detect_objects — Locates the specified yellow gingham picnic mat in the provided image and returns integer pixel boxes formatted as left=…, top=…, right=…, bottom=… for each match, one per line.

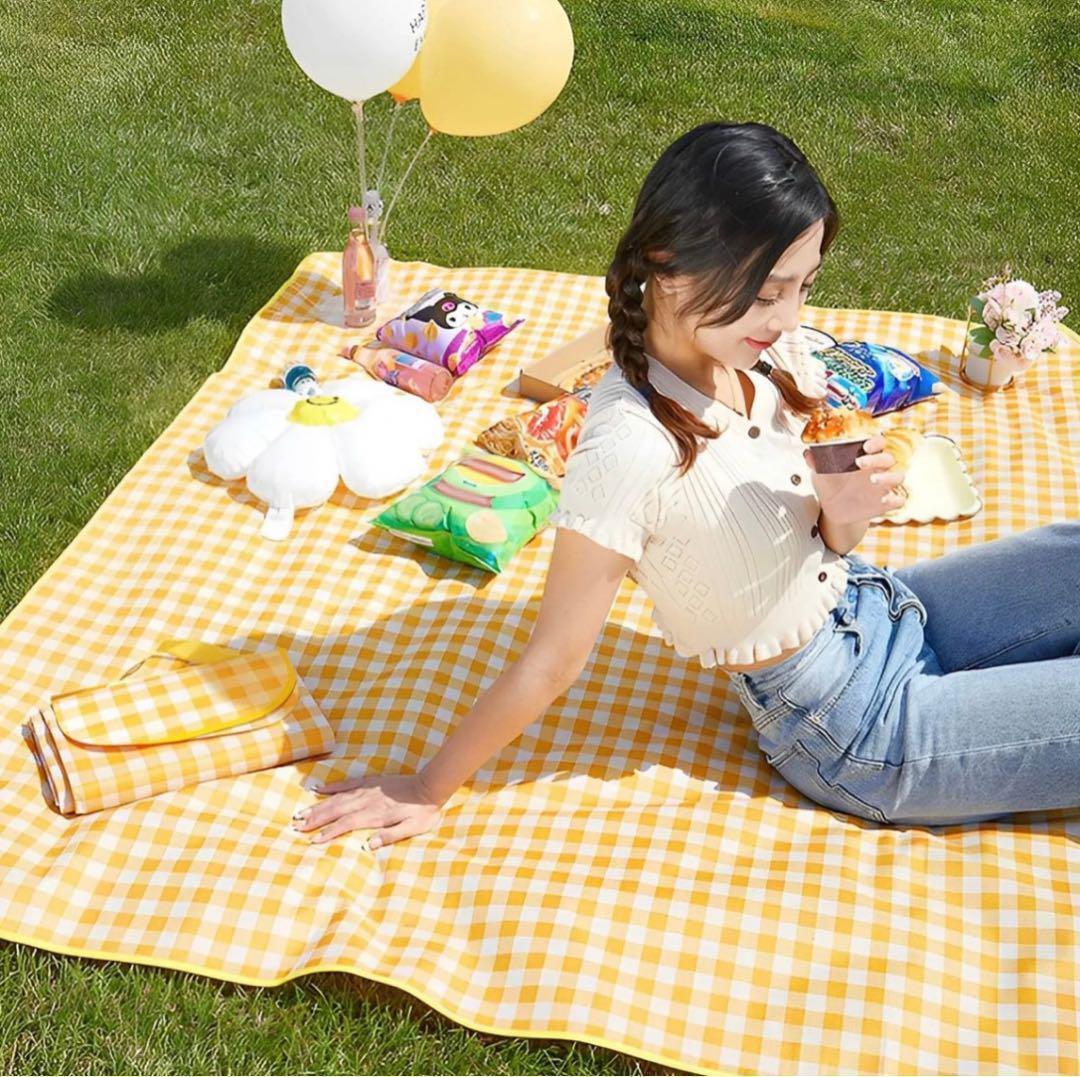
left=2, top=254, right=1078, bottom=1076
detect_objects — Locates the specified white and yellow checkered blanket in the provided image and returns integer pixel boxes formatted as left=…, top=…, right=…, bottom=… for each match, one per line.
left=1, top=255, right=1078, bottom=1076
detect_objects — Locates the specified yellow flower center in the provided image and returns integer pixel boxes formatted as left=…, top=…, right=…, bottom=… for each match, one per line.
left=287, top=395, right=360, bottom=427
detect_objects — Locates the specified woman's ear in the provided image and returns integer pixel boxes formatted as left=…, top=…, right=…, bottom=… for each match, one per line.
left=648, top=271, right=695, bottom=302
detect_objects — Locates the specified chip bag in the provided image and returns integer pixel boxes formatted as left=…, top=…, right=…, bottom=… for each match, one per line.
left=475, top=389, right=590, bottom=487
left=375, top=288, right=524, bottom=377
left=371, top=452, right=558, bottom=573
left=807, top=334, right=944, bottom=415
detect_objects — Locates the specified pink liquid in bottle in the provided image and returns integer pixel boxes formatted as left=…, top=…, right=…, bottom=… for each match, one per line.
left=342, top=205, right=376, bottom=328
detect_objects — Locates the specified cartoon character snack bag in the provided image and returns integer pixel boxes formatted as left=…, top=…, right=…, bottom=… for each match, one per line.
left=372, top=452, right=558, bottom=573
left=375, top=288, right=524, bottom=377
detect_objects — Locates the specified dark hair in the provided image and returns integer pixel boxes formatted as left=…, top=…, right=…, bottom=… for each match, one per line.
left=606, top=121, right=839, bottom=475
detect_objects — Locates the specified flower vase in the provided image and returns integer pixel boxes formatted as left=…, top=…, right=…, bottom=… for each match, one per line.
left=959, top=303, right=1018, bottom=392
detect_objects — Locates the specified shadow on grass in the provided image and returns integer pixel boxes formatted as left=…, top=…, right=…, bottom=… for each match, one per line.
left=47, top=237, right=304, bottom=335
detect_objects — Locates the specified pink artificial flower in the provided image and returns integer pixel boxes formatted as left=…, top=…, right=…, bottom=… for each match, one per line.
left=1020, top=334, right=1042, bottom=362
left=981, top=297, right=1003, bottom=331
left=1030, top=316, right=1060, bottom=350
left=1002, top=280, right=1039, bottom=330
left=989, top=339, right=1018, bottom=365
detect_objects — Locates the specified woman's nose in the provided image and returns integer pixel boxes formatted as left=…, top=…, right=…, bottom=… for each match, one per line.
left=767, top=292, right=803, bottom=334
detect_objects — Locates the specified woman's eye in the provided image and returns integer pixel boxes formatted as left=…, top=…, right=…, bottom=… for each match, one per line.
left=757, top=279, right=817, bottom=305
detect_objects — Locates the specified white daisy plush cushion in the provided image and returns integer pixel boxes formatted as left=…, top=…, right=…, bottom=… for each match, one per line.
left=202, top=374, right=443, bottom=540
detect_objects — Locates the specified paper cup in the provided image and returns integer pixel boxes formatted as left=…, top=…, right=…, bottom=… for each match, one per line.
left=805, top=438, right=867, bottom=474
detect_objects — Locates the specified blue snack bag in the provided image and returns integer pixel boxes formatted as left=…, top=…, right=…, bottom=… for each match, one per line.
left=809, top=338, right=943, bottom=415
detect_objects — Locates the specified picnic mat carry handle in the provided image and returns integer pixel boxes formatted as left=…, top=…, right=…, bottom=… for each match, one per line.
left=116, top=638, right=252, bottom=679
left=50, top=644, right=298, bottom=747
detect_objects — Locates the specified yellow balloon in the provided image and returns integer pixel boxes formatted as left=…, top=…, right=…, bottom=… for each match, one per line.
left=388, top=0, right=449, bottom=102
left=420, top=0, right=574, bottom=137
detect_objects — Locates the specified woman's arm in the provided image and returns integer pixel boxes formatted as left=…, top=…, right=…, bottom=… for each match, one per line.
left=416, top=527, right=635, bottom=805
left=806, top=434, right=906, bottom=555
left=816, top=509, right=871, bottom=556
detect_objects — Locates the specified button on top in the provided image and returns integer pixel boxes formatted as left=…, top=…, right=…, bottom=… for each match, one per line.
left=791, top=474, right=802, bottom=485
left=818, top=571, right=828, bottom=582
left=811, top=524, right=819, bottom=538
left=747, top=425, right=761, bottom=438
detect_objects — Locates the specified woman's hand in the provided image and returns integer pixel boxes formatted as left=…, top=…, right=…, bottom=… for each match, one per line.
left=292, top=772, right=444, bottom=850
left=804, top=433, right=908, bottom=525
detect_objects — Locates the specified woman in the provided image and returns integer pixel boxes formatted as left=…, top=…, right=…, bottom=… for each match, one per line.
left=293, top=121, right=1080, bottom=847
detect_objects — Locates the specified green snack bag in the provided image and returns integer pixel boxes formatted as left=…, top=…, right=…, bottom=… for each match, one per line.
left=372, top=452, right=558, bottom=573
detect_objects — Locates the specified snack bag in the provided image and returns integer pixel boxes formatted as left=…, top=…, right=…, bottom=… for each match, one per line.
left=808, top=337, right=944, bottom=416
left=375, top=288, right=524, bottom=377
left=475, top=389, right=590, bottom=487
left=372, top=452, right=558, bottom=573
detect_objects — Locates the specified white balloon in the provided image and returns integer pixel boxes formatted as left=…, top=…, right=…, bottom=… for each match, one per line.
left=281, top=0, right=427, bottom=103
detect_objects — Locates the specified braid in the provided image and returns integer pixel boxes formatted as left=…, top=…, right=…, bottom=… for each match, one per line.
left=605, top=245, right=720, bottom=475
left=605, top=247, right=651, bottom=396
left=754, top=356, right=830, bottom=414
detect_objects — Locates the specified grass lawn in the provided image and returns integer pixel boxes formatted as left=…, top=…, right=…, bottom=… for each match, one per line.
left=1, top=0, right=1077, bottom=1071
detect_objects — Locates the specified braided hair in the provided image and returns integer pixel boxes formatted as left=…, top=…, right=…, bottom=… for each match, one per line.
left=605, top=122, right=839, bottom=475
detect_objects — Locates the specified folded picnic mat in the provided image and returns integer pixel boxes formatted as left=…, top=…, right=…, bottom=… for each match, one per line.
left=2, top=254, right=1078, bottom=1076
left=25, top=640, right=334, bottom=815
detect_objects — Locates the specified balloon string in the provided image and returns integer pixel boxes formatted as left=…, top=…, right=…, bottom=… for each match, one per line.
left=352, top=100, right=368, bottom=211
left=380, top=127, right=433, bottom=243
left=376, top=99, right=404, bottom=194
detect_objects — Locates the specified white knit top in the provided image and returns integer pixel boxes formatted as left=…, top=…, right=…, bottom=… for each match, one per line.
left=548, top=327, right=852, bottom=668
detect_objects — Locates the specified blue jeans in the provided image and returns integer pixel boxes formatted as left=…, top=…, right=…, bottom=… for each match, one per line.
left=729, top=521, right=1080, bottom=826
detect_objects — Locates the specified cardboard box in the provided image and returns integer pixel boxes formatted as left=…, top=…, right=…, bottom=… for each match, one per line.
left=503, top=323, right=611, bottom=402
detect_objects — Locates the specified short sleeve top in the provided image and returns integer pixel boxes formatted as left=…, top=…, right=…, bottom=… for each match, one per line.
left=547, top=327, right=851, bottom=669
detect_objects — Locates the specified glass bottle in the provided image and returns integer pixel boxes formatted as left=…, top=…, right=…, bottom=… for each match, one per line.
left=342, top=205, right=376, bottom=328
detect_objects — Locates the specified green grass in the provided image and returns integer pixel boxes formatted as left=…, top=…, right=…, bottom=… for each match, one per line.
left=1, top=0, right=1077, bottom=1071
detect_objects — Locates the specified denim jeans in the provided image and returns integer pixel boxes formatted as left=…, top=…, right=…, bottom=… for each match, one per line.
left=729, top=521, right=1080, bottom=826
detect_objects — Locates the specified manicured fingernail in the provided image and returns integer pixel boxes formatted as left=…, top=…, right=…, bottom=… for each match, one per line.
left=293, top=808, right=309, bottom=819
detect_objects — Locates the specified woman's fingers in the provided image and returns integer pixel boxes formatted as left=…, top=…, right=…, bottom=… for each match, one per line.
left=307, top=808, right=373, bottom=844
left=856, top=449, right=895, bottom=472
left=294, top=789, right=373, bottom=832
left=366, top=817, right=433, bottom=851
left=878, top=474, right=908, bottom=502
left=868, top=467, right=905, bottom=488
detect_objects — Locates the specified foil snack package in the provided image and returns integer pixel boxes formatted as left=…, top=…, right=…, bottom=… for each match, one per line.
left=375, top=288, right=524, bottom=377
left=474, top=388, right=590, bottom=487
left=371, top=453, right=558, bottom=574
left=810, top=339, right=943, bottom=415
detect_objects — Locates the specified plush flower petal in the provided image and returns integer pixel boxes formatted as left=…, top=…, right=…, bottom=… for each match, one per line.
left=332, top=419, right=426, bottom=499
left=367, top=394, right=444, bottom=453
left=203, top=409, right=291, bottom=481
left=322, top=374, right=397, bottom=413
left=225, top=388, right=300, bottom=419
left=246, top=425, right=340, bottom=511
